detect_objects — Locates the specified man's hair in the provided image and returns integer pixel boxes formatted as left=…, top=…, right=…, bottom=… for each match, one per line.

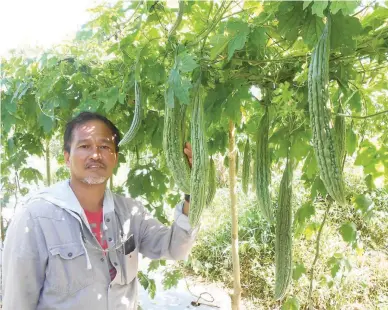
left=64, top=112, right=121, bottom=153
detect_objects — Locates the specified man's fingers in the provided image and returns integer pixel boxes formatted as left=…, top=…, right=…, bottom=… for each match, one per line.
left=183, top=142, right=193, bottom=167
left=184, top=141, right=192, bottom=149
left=184, top=148, right=192, bottom=157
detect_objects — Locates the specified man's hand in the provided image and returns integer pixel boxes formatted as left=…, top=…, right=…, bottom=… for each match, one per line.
left=183, top=200, right=190, bottom=216
left=183, top=142, right=192, bottom=167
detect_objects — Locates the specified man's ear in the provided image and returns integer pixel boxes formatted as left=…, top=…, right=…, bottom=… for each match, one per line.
left=64, top=151, right=70, bottom=167
left=114, top=152, right=119, bottom=167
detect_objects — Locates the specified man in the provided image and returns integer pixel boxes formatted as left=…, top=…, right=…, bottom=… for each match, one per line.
left=2, top=112, right=196, bottom=310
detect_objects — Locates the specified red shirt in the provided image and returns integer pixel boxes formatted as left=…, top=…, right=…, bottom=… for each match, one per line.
left=84, top=209, right=117, bottom=280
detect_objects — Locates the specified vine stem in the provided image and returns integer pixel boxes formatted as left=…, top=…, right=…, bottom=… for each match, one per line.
left=336, top=109, right=388, bottom=119
left=308, top=199, right=332, bottom=309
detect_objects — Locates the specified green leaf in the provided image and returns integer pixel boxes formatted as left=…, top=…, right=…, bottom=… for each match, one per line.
left=19, top=167, right=43, bottom=184
left=348, top=91, right=362, bottom=113
left=311, top=1, right=328, bottom=17
left=277, top=2, right=304, bottom=42
left=75, top=28, right=93, bottom=41
left=362, top=6, right=388, bottom=29
left=174, top=77, right=191, bottom=105
left=282, top=296, right=300, bottom=310
left=364, top=174, right=375, bottom=191
left=162, top=270, right=182, bottom=290
left=354, top=140, right=376, bottom=166
left=330, top=1, right=359, bottom=15
left=329, top=259, right=341, bottom=277
left=303, top=1, right=313, bottom=10
left=330, top=12, right=363, bottom=52
left=55, top=167, right=70, bottom=181
left=38, top=113, right=54, bottom=133
left=346, top=127, right=357, bottom=155
left=138, top=271, right=156, bottom=299
left=177, top=51, right=198, bottom=73
left=295, top=202, right=315, bottom=226
left=145, top=63, right=165, bottom=84
left=290, top=131, right=310, bottom=161
left=301, top=12, right=325, bottom=48
left=228, top=31, right=249, bottom=60
left=99, top=86, right=119, bottom=113
left=339, top=222, right=357, bottom=243
left=168, top=69, right=191, bottom=105
left=304, top=222, right=319, bottom=240
left=311, top=176, right=327, bottom=199
left=302, top=151, right=318, bottom=180
left=210, top=34, right=231, bottom=60
left=249, top=26, right=267, bottom=52
left=147, top=260, right=165, bottom=272
left=2, top=111, right=16, bottom=134
left=353, top=194, right=374, bottom=214
left=292, top=263, right=306, bottom=281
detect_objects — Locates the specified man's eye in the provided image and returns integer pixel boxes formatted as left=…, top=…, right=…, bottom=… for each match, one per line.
left=99, top=145, right=109, bottom=149
left=80, top=145, right=89, bottom=149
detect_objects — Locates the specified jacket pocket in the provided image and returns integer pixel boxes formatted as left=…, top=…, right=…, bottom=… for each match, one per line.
left=47, top=243, right=95, bottom=295
left=123, top=246, right=139, bottom=284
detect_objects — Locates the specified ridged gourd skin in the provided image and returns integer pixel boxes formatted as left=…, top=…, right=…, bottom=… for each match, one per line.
left=242, top=139, right=250, bottom=194
left=334, top=103, right=346, bottom=171
left=274, top=158, right=293, bottom=301
left=308, top=16, right=346, bottom=206
left=119, top=81, right=142, bottom=146
left=189, top=83, right=209, bottom=227
left=168, top=0, right=184, bottom=37
left=163, top=94, right=191, bottom=194
left=205, top=157, right=216, bottom=206
left=255, top=108, right=274, bottom=223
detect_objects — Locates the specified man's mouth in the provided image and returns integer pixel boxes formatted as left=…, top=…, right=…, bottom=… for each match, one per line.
left=86, top=164, right=105, bottom=169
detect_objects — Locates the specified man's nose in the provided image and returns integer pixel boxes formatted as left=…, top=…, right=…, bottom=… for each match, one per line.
left=90, top=146, right=102, bottom=159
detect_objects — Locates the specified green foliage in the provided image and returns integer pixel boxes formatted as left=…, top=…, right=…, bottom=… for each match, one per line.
left=162, top=270, right=183, bottom=290
left=138, top=271, right=157, bottom=299
left=282, top=296, right=300, bottom=310
left=1, top=0, right=387, bottom=307
left=339, top=222, right=357, bottom=244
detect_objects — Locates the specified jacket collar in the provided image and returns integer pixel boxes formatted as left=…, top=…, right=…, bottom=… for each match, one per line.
left=27, top=180, right=115, bottom=217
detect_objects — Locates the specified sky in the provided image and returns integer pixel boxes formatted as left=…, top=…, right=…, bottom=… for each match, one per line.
left=0, top=0, right=182, bottom=57
left=0, top=0, right=105, bottom=56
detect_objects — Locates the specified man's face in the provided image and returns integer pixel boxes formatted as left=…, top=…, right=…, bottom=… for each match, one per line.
left=64, top=120, right=118, bottom=185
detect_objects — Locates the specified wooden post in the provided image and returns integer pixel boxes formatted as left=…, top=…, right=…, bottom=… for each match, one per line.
left=229, top=120, right=242, bottom=309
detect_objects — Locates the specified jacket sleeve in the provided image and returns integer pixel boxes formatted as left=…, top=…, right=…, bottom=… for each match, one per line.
left=136, top=201, right=198, bottom=260
left=2, top=207, right=48, bottom=310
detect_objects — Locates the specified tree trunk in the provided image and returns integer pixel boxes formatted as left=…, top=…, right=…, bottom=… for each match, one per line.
left=110, top=175, right=113, bottom=190
left=229, top=120, right=242, bottom=310
left=45, top=138, right=51, bottom=186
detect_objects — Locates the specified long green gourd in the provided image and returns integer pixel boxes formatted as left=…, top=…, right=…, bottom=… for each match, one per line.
left=308, top=16, right=346, bottom=205
left=189, top=81, right=209, bottom=227
left=255, top=107, right=274, bottom=223
left=242, top=139, right=250, bottom=194
left=274, top=156, right=293, bottom=300
left=163, top=91, right=191, bottom=194
left=119, top=81, right=142, bottom=146
left=334, top=103, right=346, bottom=171
left=205, top=157, right=216, bottom=206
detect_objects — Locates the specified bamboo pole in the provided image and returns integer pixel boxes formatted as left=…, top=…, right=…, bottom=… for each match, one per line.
left=228, top=120, right=242, bottom=310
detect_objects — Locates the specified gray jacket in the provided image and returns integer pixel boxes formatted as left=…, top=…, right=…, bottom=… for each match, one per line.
left=2, top=181, right=197, bottom=310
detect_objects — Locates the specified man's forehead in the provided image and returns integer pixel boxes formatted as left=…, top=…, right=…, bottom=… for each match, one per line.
left=73, top=121, right=115, bottom=142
